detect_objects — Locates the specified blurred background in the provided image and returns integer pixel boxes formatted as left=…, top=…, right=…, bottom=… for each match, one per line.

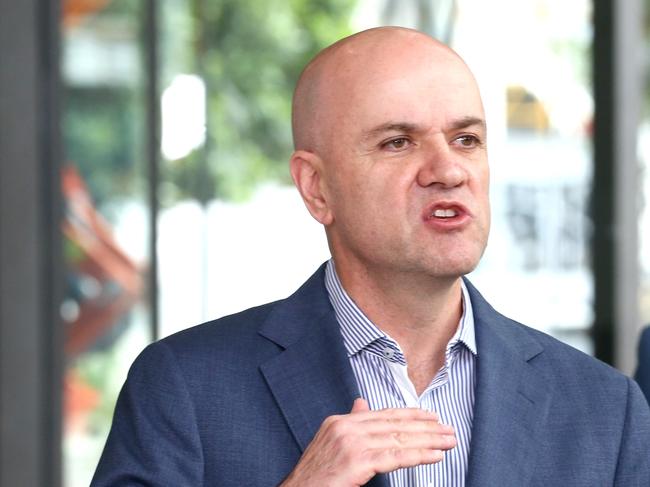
left=1, top=0, right=650, bottom=485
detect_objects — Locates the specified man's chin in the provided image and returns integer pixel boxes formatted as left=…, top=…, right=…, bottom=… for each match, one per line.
left=422, top=254, right=482, bottom=280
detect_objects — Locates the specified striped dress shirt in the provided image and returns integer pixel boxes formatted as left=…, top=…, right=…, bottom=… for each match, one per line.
left=324, top=260, right=477, bottom=487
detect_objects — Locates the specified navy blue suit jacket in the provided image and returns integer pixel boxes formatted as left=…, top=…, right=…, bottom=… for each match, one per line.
left=92, top=265, right=650, bottom=486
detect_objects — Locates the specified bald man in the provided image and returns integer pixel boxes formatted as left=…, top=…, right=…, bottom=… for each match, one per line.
left=93, top=28, right=650, bottom=487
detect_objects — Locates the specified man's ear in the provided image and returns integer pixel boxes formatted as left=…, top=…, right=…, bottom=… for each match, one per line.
left=289, top=150, right=333, bottom=225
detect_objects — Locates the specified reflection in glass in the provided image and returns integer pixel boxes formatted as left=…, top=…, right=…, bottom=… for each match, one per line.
left=61, top=2, right=151, bottom=486
left=157, top=0, right=354, bottom=335
left=154, top=0, right=594, bottom=353
left=640, top=0, right=650, bottom=332
left=450, top=0, right=594, bottom=353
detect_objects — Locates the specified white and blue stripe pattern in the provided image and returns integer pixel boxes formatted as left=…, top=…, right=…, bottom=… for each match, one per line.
left=324, top=260, right=477, bottom=487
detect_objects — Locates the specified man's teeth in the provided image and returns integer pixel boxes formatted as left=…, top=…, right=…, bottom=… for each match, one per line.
left=433, top=208, right=458, bottom=218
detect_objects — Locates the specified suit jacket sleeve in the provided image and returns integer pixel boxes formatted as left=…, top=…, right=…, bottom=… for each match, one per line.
left=91, top=342, right=204, bottom=486
left=614, top=377, right=650, bottom=486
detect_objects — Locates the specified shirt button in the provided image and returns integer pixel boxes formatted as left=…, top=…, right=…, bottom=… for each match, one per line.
left=382, top=347, right=395, bottom=359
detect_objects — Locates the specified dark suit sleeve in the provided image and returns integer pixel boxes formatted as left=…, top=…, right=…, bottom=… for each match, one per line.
left=91, top=342, right=204, bottom=486
left=614, top=377, right=650, bottom=486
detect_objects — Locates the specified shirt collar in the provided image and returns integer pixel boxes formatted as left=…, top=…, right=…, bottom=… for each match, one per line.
left=324, top=259, right=477, bottom=358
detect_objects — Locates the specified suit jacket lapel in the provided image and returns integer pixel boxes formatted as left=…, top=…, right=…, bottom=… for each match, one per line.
left=464, top=280, right=552, bottom=486
left=259, top=309, right=359, bottom=450
left=258, top=266, right=390, bottom=487
left=257, top=266, right=389, bottom=486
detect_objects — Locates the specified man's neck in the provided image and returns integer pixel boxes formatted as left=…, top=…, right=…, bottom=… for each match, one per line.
left=332, top=259, right=464, bottom=394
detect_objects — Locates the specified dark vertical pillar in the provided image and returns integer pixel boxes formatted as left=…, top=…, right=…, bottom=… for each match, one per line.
left=592, top=0, right=616, bottom=367
left=144, top=0, right=160, bottom=340
left=592, top=0, right=643, bottom=373
left=0, top=0, right=63, bottom=486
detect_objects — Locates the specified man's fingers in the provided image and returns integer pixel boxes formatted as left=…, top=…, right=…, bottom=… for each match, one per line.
left=323, top=406, right=457, bottom=453
left=339, top=402, right=456, bottom=448
left=347, top=404, right=441, bottom=423
left=365, top=430, right=457, bottom=451
left=354, top=415, right=455, bottom=437
left=372, top=447, right=445, bottom=473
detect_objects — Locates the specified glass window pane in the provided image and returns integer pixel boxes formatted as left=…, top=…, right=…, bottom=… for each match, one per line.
left=452, top=0, right=594, bottom=353
left=640, top=0, right=650, bottom=329
left=156, top=0, right=594, bottom=357
left=157, top=0, right=353, bottom=336
left=61, top=2, right=152, bottom=485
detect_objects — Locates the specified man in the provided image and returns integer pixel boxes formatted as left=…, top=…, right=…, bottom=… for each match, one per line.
left=92, top=27, right=650, bottom=486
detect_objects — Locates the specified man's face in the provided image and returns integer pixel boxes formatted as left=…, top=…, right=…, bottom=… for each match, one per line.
left=317, top=36, right=490, bottom=281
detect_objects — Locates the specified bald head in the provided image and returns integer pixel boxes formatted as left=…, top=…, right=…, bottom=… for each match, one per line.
left=291, top=27, right=469, bottom=153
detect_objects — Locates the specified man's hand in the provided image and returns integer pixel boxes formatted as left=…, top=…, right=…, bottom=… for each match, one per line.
left=280, top=398, right=456, bottom=487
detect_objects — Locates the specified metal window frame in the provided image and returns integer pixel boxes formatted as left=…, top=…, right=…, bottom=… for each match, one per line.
left=592, top=0, right=644, bottom=373
left=144, top=0, right=160, bottom=341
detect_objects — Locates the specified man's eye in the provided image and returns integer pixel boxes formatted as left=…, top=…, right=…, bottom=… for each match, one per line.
left=454, top=135, right=480, bottom=148
left=382, top=137, right=410, bottom=151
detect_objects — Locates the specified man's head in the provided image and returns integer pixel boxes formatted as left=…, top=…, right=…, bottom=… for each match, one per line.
left=290, top=27, right=490, bottom=283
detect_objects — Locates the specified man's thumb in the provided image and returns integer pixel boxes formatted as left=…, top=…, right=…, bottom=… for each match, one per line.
left=350, top=397, right=370, bottom=413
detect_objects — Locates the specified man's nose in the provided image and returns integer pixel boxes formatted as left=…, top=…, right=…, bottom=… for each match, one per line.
left=415, top=143, right=467, bottom=188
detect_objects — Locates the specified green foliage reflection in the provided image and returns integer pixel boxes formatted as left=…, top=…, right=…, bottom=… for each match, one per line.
left=162, top=0, right=353, bottom=203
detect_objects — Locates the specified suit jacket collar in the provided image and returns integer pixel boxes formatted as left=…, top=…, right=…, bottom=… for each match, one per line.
left=257, top=267, right=550, bottom=487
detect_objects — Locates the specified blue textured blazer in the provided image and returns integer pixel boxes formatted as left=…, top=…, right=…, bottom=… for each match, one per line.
left=92, top=265, right=650, bottom=486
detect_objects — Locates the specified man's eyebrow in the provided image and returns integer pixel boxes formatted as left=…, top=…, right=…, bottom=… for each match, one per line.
left=361, top=122, right=422, bottom=141
left=449, top=116, right=486, bottom=132
left=361, top=117, right=486, bottom=141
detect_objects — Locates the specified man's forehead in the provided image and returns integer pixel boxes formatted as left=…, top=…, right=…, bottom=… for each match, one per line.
left=291, top=27, right=478, bottom=151
left=332, top=60, right=485, bottom=131
left=314, top=32, right=473, bottom=105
